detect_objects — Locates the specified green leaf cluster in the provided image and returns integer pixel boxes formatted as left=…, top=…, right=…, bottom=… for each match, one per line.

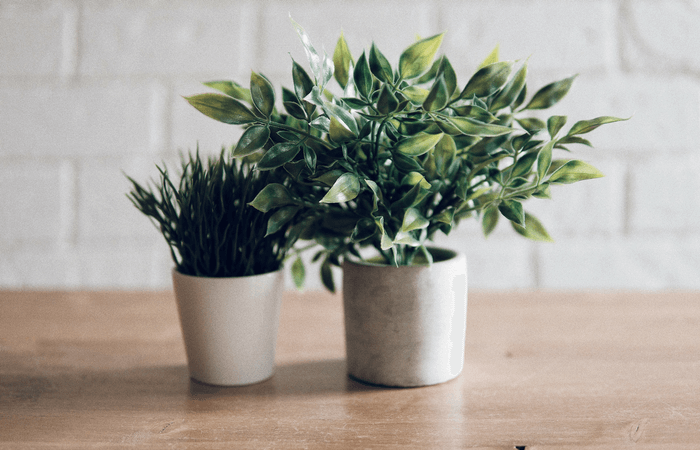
left=184, top=20, right=628, bottom=290
left=126, top=148, right=300, bottom=277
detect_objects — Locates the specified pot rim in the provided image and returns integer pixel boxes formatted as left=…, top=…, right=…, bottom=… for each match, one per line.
left=171, top=266, right=283, bottom=280
left=342, top=246, right=463, bottom=268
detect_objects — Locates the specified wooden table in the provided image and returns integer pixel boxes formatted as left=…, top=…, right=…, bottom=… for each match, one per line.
left=1, top=290, right=699, bottom=449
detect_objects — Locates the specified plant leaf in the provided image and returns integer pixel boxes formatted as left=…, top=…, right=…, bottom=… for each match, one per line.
left=498, top=199, right=525, bottom=226
left=185, top=93, right=257, bottom=125
left=292, top=60, right=315, bottom=101
left=291, top=256, right=305, bottom=289
left=434, top=134, right=456, bottom=176
left=321, top=98, right=359, bottom=136
left=511, top=151, right=538, bottom=178
left=401, top=207, right=429, bottom=232
left=523, top=75, right=577, bottom=110
left=248, top=183, right=296, bottom=212
left=460, top=61, right=513, bottom=99
left=478, top=44, right=500, bottom=69
left=353, top=52, right=373, bottom=99
left=320, top=259, right=335, bottom=293
left=547, top=115, right=567, bottom=139
left=536, top=140, right=555, bottom=181
left=290, top=17, right=332, bottom=88
left=399, top=33, right=444, bottom=80
left=482, top=205, right=499, bottom=237
left=423, top=75, right=449, bottom=111
left=376, top=84, right=399, bottom=114
left=369, top=43, right=393, bottom=84
left=351, top=217, right=377, bottom=242
left=233, top=125, right=270, bottom=157
left=203, top=81, right=252, bottom=103
left=548, top=160, right=603, bottom=184
left=333, top=31, right=353, bottom=88
left=250, top=72, right=275, bottom=118
left=256, top=142, right=301, bottom=170
left=566, top=116, right=628, bottom=136
left=447, top=116, right=514, bottom=137
left=266, top=206, right=300, bottom=236
left=328, top=116, right=356, bottom=143
left=320, top=172, right=361, bottom=203
left=396, top=132, right=443, bottom=156
left=512, top=212, right=554, bottom=242
left=490, top=61, right=528, bottom=111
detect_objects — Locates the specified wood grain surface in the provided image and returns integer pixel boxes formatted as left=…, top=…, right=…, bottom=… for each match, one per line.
left=1, top=290, right=699, bottom=449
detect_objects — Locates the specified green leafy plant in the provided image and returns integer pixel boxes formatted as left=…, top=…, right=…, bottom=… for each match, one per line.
left=126, top=148, right=298, bottom=277
left=185, top=19, right=627, bottom=290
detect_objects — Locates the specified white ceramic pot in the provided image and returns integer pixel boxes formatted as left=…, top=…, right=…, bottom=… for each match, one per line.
left=172, top=268, right=284, bottom=386
left=342, top=248, right=468, bottom=387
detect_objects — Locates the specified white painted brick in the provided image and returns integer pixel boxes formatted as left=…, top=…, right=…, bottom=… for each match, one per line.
left=621, top=0, right=700, bottom=74
left=0, top=247, right=79, bottom=289
left=78, top=157, right=169, bottom=242
left=74, top=240, right=163, bottom=289
left=540, top=235, right=700, bottom=290
left=527, top=159, right=626, bottom=237
left=0, top=2, right=66, bottom=76
left=433, top=226, right=537, bottom=290
left=629, top=154, right=700, bottom=233
left=256, top=0, right=438, bottom=80
left=442, top=1, right=616, bottom=75
left=0, top=160, right=65, bottom=244
left=80, top=2, right=254, bottom=77
left=0, top=82, right=157, bottom=157
left=541, top=74, right=699, bottom=153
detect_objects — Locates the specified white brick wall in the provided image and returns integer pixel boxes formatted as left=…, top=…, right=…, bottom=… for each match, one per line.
left=1, top=0, right=698, bottom=290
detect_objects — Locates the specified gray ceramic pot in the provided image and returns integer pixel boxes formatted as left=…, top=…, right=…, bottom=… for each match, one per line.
left=341, top=248, right=468, bottom=387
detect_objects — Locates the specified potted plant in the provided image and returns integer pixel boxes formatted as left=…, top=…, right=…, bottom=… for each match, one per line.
left=126, top=148, right=299, bottom=386
left=185, top=20, right=627, bottom=386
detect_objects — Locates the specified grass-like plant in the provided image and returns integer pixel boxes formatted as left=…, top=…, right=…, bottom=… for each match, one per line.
left=184, top=19, right=628, bottom=290
left=126, top=148, right=295, bottom=277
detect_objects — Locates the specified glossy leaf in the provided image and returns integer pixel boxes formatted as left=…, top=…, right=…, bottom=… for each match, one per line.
left=320, top=172, right=361, bottom=203
left=291, top=17, right=332, bottom=88
left=266, top=206, right=300, bottom=236
left=396, top=132, right=443, bottom=156
left=434, top=134, right=456, bottom=176
left=185, top=94, right=257, bottom=125
left=351, top=217, right=377, bottom=242
left=548, top=160, right=603, bottom=184
left=256, top=142, right=301, bottom=171
left=323, top=100, right=359, bottom=136
left=536, top=140, right=555, bottom=181
left=369, top=43, right=393, bottom=84
left=248, top=183, right=295, bottom=212
left=523, top=75, right=577, bottom=110
left=558, top=135, right=593, bottom=147
left=392, top=152, right=425, bottom=172
left=402, top=85, right=430, bottom=104
left=292, top=60, right=315, bottom=102
left=438, top=57, right=458, bottom=98
left=333, top=32, right=353, bottom=88
left=567, top=116, right=628, bottom=136
left=401, top=208, right=429, bottom=232
left=512, top=212, right=554, bottom=242
left=460, top=61, right=513, bottom=99
left=303, top=146, right=317, bottom=172
left=401, top=171, right=431, bottom=189
left=233, top=125, right=269, bottom=157
left=511, top=152, right=538, bottom=178
left=203, top=81, right=252, bottom=103
left=478, top=44, right=500, bottom=70
left=354, top=52, right=373, bottom=99
left=399, top=33, right=444, bottom=80
left=376, top=84, right=399, bottom=114
left=498, top=199, right=525, bottom=226
left=490, top=61, right=528, bottom=111
left=329, top=116, right=356, bottom=142
left=447, top=116, right=514, bottom=137
left=375, top=216, right=394, bottom=251
left=433, top=207, right=455, bottom=225
left=547, top=115, right=567, bottom=138
left=250, top=72, right=275, bottom=118
left=516, top=117, right=547, bottom=134
left=423, top=75, right=449, bottom=111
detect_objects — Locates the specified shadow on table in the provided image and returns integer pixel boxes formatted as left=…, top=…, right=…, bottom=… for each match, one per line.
left=188, top=358, right=385, bottom=398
